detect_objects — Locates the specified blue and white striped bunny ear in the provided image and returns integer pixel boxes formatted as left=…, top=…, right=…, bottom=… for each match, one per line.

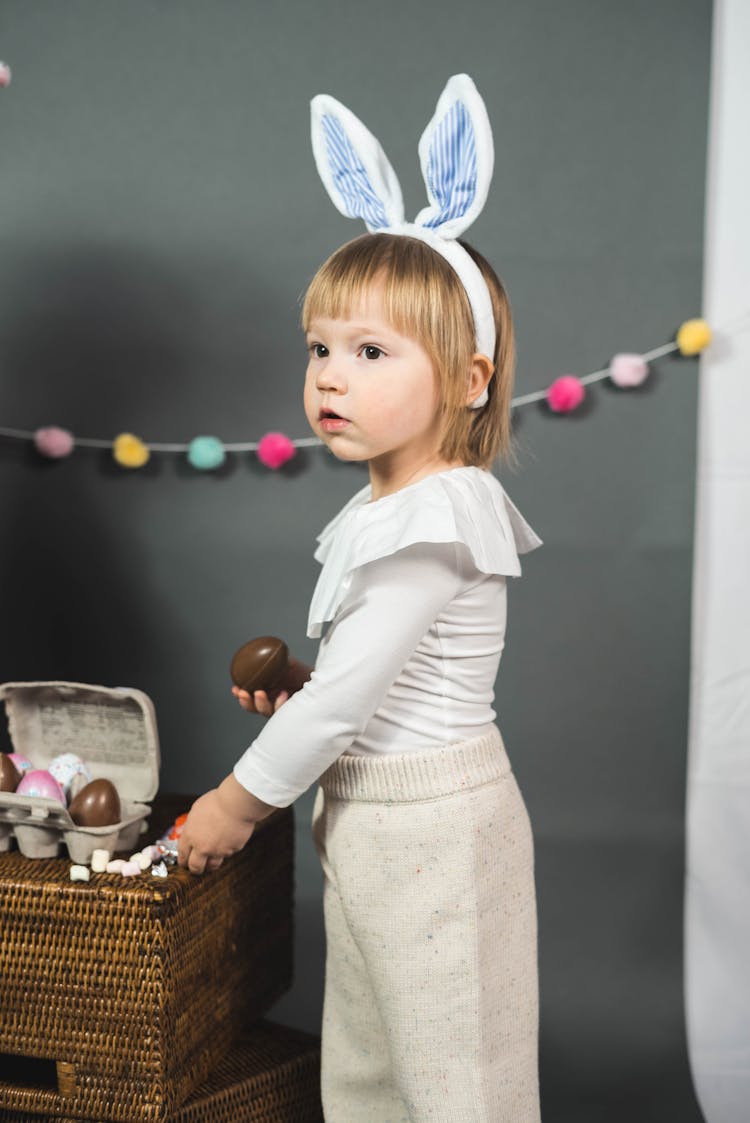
left=414, top=73, right=494, bottom=239
left=309, top=76, right=497, bottom=406
left=310, top=94, right=405, bottom=232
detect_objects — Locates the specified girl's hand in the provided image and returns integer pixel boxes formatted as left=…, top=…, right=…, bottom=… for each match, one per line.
left=231, top=684, right=288, bottom=716
left=177, top=775, right=277, bottom=875
left=231, top=655, right=313, bottom=717
left=177, top=787, right=256, bottom=875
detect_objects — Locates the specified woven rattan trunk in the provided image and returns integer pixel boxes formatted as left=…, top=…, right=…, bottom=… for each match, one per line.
left=0, top=799, right=294, bottom=1123
left=0, top=1019, right=323, bottom=1123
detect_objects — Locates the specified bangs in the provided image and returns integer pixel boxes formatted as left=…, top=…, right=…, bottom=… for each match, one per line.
left=301, top=234, right=473, bottom=347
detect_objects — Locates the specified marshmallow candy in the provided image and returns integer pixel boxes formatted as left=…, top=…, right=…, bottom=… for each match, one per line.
left=91, top=849, right=111, bottom=873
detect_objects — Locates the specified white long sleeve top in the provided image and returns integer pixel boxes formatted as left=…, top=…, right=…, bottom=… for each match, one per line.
left=233, top=466, right=543, bottom=807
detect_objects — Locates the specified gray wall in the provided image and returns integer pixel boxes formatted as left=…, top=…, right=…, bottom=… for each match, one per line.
left=0, top=2, right=710, bottom=1118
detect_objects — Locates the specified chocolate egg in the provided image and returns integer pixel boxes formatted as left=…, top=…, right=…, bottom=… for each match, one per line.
left=16, top=769, right=66, bottom=804
left=0, top=753, right=21, bottom=793
left=230, top=636, right=289, bottom=694
left=68, top=778, right=121, bottom=827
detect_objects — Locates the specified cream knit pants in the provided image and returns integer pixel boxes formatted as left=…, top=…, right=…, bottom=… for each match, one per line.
left=311, top=725, right=541, bottom=1122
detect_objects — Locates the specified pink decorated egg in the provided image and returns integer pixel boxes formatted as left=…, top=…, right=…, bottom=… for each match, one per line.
left=16, top=769, right=66, bottom=804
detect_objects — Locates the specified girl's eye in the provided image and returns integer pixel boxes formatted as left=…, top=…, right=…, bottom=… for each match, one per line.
left=361, top=345, right=384, bottom=360
left=310, top=343, right=328, bottom=358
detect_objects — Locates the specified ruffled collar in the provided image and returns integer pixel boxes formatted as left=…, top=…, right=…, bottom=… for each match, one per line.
left=308, top=466, right=542, bottom=639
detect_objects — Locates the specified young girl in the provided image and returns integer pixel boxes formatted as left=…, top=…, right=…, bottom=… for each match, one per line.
left=178, top=75, right=543, bottom=1122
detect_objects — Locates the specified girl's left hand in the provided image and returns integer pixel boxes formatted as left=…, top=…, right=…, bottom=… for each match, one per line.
left=176, top=788, right=256, bottom=875
left=231, top=655, right=313, bottom=717
left=231, top=684, right=289, bottom=717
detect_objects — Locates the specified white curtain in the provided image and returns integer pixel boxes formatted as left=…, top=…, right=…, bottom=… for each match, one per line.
left=685, top=1, right=750, bottom=1119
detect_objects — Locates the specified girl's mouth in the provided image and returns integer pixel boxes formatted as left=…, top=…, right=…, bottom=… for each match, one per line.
left=319, top=407, right=350, bottom=432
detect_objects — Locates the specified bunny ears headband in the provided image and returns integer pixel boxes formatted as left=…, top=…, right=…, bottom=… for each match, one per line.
left=310, top=73, right=495, bottom=409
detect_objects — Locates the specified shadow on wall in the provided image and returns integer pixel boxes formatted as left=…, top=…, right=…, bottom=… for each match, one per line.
left=0, top=242, right=203, bottom=733
left=0, top=237, right=279, bottom=444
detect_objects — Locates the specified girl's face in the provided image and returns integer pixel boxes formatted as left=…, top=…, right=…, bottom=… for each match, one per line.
left=304, top=279, right=449, bottom=487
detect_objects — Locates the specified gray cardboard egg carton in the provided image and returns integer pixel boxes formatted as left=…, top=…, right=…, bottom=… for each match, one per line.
left=0, top=681, right=160, bottom=863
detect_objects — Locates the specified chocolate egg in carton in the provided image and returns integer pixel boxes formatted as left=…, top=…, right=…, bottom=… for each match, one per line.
left=0, top=681, right=160, bottom=863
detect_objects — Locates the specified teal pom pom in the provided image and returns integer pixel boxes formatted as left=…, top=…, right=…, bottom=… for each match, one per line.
left=188, top=436, right=226, bottom=471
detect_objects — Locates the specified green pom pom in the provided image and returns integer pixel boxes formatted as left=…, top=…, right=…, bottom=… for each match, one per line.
left=188, top=436, right=226, bottom=471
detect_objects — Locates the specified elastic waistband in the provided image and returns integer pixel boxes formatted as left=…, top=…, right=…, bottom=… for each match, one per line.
left=318, top=725, right=511, bottom=803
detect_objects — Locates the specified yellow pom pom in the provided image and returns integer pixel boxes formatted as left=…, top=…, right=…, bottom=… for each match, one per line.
left=113, top=432, right=150, bottom=469
left=676, top=318, right=712, bottom=356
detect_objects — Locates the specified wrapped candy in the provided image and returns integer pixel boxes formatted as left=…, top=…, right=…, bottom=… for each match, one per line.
left=154, top=812, right=189, bottom=866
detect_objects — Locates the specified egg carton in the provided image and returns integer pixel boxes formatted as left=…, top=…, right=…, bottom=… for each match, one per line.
left=0, top=681, right=160, bottom=863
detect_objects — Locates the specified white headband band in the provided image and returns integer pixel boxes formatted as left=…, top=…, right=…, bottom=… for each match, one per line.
left=310, top=74, right=495, bottom=409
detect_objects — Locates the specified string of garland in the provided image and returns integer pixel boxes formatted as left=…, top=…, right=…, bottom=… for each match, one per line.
left=0, top=317, right=732, bottom=471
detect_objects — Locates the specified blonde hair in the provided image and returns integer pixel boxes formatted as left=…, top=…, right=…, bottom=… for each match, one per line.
left=301, top=233, right=519, bottom=471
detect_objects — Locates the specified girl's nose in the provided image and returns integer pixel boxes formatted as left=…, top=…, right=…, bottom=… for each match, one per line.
left=316, top=356, right=347, bottom=394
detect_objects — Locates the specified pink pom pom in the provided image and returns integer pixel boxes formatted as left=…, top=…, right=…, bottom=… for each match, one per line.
left=0, top=63, right=11, bottom=89
left=34, top=427, right=75, bottom=458
left=609, top=353, right=649, bottom=388
left=546, top=375, right=585, bottom=413
left=257, top=432, right=296, bottom=469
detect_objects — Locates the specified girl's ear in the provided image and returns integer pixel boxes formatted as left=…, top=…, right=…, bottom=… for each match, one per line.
left=310, top=94, right=405, bottom=232
left=467, top=354, right=495, bottom=407
left=414, top=74, right=495, bottom=240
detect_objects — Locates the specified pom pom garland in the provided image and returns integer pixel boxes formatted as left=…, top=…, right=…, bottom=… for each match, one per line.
left=676, top=318, right=712, bottom=356
left=257, top=431, right=296, bottom=469
left=608, top=354, right=650, bottom=388
left=34, top=426, right=74, bottom=458
left=547, top=375, right=586, bottom=413
left=113, top=432, right=150, bottom=469
left=188, top=435, right=226, bottom=471
left=0, top=310, right=739, bottom=471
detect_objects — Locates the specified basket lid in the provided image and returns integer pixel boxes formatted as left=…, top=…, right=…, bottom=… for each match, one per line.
left=0, top=681, right=160, bottom=802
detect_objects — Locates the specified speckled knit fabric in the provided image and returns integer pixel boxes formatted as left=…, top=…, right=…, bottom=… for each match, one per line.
left=311, top=725, right=540, bottom=1122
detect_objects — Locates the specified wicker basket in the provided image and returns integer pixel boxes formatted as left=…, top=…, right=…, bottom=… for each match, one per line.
left=0, top=1019, right=323, bottom=1123
left=0, top=797, right=294, bottom=1122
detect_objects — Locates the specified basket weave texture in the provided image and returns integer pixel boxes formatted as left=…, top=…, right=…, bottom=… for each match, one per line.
left=0, top=1018, right=323, bottom=1123
left=0, top=799, right=294, bottom=1123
